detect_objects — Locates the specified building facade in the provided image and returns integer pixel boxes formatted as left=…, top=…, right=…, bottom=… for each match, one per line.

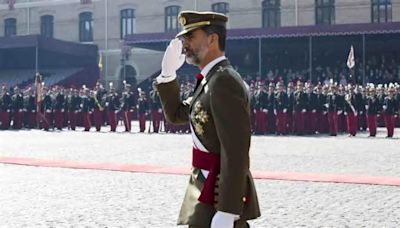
left=0, top=0, right=399, bottom=88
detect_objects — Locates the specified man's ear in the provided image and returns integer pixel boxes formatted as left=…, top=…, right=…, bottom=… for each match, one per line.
left=208, top=33, right=219, bottom=47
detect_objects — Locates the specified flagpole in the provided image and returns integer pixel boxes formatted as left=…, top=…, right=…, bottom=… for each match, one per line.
left=362, top=34, right=366, bottom=86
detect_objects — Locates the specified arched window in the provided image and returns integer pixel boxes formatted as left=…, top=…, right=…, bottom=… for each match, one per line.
left=372, top=0, right=392, bottom=23
left=165, top=5, right=181, bottom=32
left=41, top=15, right=54, bottom=38
left=120, top=9, right=135, bottom=39
left=4, top=18, right=16, bottom=37
left=212, top=2, right=229, bottom=15
left=79, top=12, right=93, bottom=42
left=315, top=0, right=335, bottom=25
left=262, top=0, right=281, bottom=28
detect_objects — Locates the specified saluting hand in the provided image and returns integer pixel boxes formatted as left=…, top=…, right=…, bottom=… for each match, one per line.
left=157, top=38, right=186, bottom=84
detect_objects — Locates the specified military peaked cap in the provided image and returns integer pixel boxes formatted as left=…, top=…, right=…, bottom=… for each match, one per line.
left=176, top=11, right=228, bottom=37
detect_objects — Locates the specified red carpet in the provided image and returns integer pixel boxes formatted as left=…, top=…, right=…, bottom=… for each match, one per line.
left=1, top=156, right=400, bottom=186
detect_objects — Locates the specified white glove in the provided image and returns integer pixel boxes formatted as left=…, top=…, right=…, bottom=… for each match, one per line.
left=157, top=38, right=185, bottom=84
left=312, top=109, right=316, bottom=113
left=274, top=110, right=277, bottom=115
left=323, top=111, right=327, bottom=115
left=337, top=110, right=342, bottom=115
left=302, top=109, right=306, bottom=113
left=262, top=109, right=268, bottom=113
left=344, top=111, right=348, bottom=115
left=158, top=108, right=162, bottom=113
left=283, top=108, right=287, bottom=113
left=354, top=112, right=358, bottom=117
left=383, top=105, right=387, bottom=110
left=360, top=111, right=363, bottom=115
left=324, top=104, right=329, bottom=108
left=211, top=211, right=236, bottom=228
left=365, top=105, right=369, bottom=110
left=61, top=109, right=65, bottom=112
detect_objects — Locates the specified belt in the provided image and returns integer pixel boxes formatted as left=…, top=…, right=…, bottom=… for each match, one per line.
left=192, top=147, right=220, bottom=205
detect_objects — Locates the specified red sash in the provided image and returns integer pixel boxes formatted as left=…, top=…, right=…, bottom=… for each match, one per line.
left=192, top=147, right=220, bottom=205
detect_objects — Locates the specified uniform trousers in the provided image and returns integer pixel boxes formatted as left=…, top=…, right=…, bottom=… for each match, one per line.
left=367, top=114, right=377, bottom=136
left=346, top=112, right=358, bottom=136
left=123, top=111, right=133, bottom=132
left=384, top=114, right=395, bottom=137
left=327, top=112, right=338, bottom=136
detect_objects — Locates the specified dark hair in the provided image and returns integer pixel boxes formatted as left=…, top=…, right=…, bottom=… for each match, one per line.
left=201, top=25, right=226, bottom=52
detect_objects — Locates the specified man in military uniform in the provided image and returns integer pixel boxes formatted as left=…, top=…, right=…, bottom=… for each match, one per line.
left=266, top=82, right=276, bottom=134
left=336, top=85, right=346, bottom=132
left=54, top=86, right=66, bottom=130
left=344, top=85, right=358, bottom=136
left=286, top=82, right=295, bottom=134
left=383, top=86, right=397, bottom=138
left=1, top=86, right=12, bottom=130
left=105, top=86, right=120, bottom=132
left=150, top=87, right=162, bottom=133
left=326, top=84, right=339, bottom=136
left=274, top=81, right=288, bottom=135
left=356, top=86, right=367, bottom=131
left=41, top=87, right=53, bottom=131
left=12, top=86, right=24, bottom=129
left=366, top=86, right=379, bottom=137
left=80, top=88, right=92, bottom=131
left=68, top=88, right=81, bottom=131
left=121, top=84, right=135, bottom=132
left=93, top=83, right=106, bottom=132
left=293, top=81, right=307, bottom=135
left=26, top=87, right=37, bottom=129
left=136, top=90, right=148, bottom=133
left=304, top=82, right=317, bottom=135
left=253, top=82, right=267, bottom=135
left=155, top=11, right=260, bottom=227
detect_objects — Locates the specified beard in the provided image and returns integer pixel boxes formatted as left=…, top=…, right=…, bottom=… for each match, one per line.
left=184, top=44, right=208, bottom=66
left=185, top=51, right=200, bottom=65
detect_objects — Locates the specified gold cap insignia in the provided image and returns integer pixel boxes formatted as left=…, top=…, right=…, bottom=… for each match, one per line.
left=179, top=16, right=186, bottom=26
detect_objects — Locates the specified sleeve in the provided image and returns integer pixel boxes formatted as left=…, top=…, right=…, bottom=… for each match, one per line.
left=210, top=72, right=250, bottom=215
left=155, top=79, right=190, bottom=124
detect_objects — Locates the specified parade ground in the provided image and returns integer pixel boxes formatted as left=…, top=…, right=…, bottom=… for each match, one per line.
left=0, top=123, right=399, bottom=227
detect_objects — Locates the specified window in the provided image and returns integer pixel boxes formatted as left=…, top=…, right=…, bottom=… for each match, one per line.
left=41, top=15, right=54, bottom=38
left=79, top=12, right=93, bottom=42
left=262, top=0, right=281, bottom=28
left=4, top=18, right=16, bottom=37
left=165, top=5, right=181, bottom=32
left=372, top=0, right=392, bottom=23
left=120, top=9, right=135, bottom=39
left=315, top=0, right=335, bottom=25
left=212, top=2, right=229, bottom=15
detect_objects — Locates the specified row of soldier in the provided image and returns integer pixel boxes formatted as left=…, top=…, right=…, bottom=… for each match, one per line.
left=0, top=83, right=165, bottom=132
left=249, top=80, right=400, bottom=137
left=2, top=79, right=399, bottom=137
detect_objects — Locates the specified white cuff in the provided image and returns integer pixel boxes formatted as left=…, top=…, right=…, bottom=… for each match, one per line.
left=156, top=73, right=176, bottom=84
left=211, top=211, right=239, bottom=228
